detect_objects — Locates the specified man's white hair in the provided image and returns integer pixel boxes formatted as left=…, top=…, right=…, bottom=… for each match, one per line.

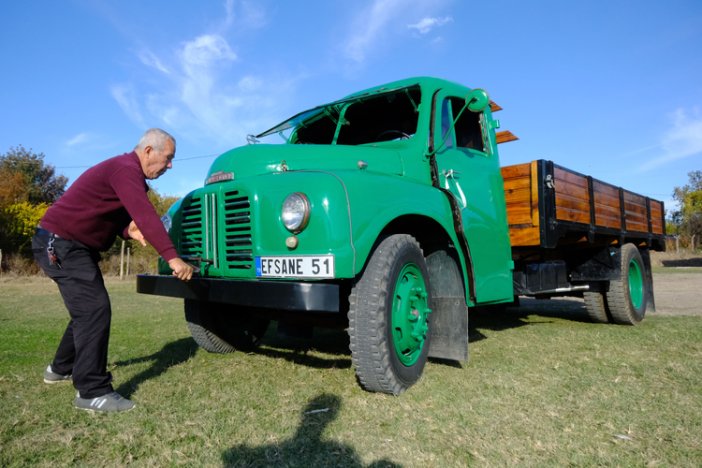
left=135, top=128, right=176, bottom=151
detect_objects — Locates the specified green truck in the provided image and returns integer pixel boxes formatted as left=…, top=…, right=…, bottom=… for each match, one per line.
left=137, top=77, right=666, bottom=395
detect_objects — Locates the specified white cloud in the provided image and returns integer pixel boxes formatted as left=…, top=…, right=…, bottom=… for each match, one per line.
left=640, top=108, right=702, bottom=171
left=344, top=0, right=403, bottom=63
left=341, top=0, right=452, bottom=65
left=110, top=84, right=146, bottom=127
left=109, top=2, right=300, bottom=150
left=65, top=132, right=90, bottom=147
left=224, top=0, right=235, bottom=27
left=138, top=50, right=171, bottom=75
left=181, top=34, right=237, bottom=70
left=222, top=0, right=267, bottom=30
left=408, top=16, right=453, bottom=35
left=238, top=75, right=263, bottom=92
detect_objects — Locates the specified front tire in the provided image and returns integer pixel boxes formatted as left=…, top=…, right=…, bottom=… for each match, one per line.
left=348, top=235, right=433, bottom=395
left=606, top=244, right=648, bottom=325
left=185, top=299, right=270, bottom=353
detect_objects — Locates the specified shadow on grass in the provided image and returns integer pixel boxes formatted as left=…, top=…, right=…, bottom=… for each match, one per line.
left=253, top=299, right=592, bottom=368
left=469, top=297, right=592, bottom=343
left=661, top=257, right=702, bottom=267
left=114, top=337, right=198, bottom=398
left=222, top=393, right=400, bottom=467
left=257, top=325, right=353, bottom=370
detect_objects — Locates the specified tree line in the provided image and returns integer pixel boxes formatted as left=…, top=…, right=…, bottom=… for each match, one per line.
left=1, top=145, right=701, bottom=273
left=670, top=170, right=702, bottom=250
left=0, top=145, right=178, bottom=274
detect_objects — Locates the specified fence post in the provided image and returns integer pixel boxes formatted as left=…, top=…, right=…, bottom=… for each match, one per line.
left=127, top=247, right=131, bottom=276
left=120, top=240, right=125, bottom=280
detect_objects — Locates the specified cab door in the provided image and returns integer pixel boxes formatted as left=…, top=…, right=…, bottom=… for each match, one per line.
left=433, top=92, right=513, bottom=304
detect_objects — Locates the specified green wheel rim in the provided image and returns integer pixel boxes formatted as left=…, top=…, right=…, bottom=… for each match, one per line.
left=391, top=263, right=432, bottom=366
left=628, top=258, right=644, bottom=309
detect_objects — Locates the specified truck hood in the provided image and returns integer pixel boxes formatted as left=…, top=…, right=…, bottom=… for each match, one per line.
left=203, top=143, right=407, bottom=183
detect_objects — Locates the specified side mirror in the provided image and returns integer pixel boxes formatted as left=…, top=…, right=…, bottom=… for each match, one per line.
left=466, top=88, right=489, bottom=113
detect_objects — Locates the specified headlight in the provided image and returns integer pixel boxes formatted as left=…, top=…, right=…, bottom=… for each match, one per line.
left=281, top=192, right=310, bottom=233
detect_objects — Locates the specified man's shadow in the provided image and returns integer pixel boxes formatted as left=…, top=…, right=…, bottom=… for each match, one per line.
left=222, top=393, right=400, bottom=467
left=114, top=337, right=198, bottom=398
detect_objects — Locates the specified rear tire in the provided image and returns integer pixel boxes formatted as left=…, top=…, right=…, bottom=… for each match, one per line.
left=348, top=235, right=432, bottom=395
left=185, top=299, right=270, bottom=353
left=583, top=291, right=610, bottom=323
left=606, top=244, right=647, bottom=325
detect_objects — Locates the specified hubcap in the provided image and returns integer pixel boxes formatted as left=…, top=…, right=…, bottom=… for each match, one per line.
left=391, top=263, right=432, bottom=366
left=628, top=258, right=644, bottom=309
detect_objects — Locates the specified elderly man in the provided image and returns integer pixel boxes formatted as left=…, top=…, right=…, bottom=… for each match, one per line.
left=32, top=128, right=193, bottom=413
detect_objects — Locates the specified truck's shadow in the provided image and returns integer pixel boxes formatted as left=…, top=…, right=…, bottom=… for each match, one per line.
left=258, top=325, right=353, bottom=370
left=661, top=257, right=702, bottom=267
left=469, top=297, right=591, bottom=343
left=221, top=393, right=400, bottom=467
left=256, top=298, right=593, bottom=368
left=114, top=299, right=593, bottom=389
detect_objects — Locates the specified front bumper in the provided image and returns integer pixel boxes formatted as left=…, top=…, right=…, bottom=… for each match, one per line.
left=136, top=275, right=341, bottom=313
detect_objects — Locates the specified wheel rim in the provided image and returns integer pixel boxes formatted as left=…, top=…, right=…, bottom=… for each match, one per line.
left=628, top=258, right=644, bottom=310
left=391, top=263, right=432, bottom=366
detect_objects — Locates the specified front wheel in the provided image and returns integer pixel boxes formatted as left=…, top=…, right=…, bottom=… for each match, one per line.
left=606, top=244, right=648, bottom=325
left=185, top=299, right=270, bottom=353
left=348, top=234, right=433, bottom=395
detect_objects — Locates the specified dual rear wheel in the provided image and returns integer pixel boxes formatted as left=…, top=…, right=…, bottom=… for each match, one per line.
left=583, top=243, right=648, bottom=325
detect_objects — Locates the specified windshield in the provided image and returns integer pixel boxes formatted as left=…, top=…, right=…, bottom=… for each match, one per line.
left=255, top=85, right=421, bottom=145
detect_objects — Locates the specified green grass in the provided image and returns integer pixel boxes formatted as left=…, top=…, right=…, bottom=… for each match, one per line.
left=1, top=278, right=701, bottom=467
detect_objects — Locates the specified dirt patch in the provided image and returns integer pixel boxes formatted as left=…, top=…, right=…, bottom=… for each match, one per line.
left=651, top=270, right=702, bottom=316
left=507, top=268, right=701, bottom=320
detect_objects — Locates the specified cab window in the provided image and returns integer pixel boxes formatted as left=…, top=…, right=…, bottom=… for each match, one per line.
left=442, top=97, right=486, bottom=153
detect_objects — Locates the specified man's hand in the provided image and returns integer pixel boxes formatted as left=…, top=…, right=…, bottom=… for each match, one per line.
left=128, top=220, right=147, bottom=247
left=168, top=257, right=194, bottom=282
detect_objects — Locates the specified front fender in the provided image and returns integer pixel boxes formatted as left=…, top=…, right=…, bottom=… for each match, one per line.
left=342, top=173, right=461, bottom=275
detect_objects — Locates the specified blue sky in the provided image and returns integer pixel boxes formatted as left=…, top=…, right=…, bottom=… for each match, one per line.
left=1, top=1, right=700, bottom=212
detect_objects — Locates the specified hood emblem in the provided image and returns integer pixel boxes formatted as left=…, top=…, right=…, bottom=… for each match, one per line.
left=206, top=171, right=234, bottom=185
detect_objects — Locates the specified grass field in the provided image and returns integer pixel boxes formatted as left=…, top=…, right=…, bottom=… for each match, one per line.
left=1, top=275, right=701, bottom=467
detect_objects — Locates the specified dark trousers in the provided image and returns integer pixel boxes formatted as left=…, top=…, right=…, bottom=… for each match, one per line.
left=32, top=229, right=114, bottom=398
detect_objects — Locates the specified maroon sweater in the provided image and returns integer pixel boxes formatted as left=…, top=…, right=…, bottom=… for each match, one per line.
left=41, top=151, right=178, bottom=261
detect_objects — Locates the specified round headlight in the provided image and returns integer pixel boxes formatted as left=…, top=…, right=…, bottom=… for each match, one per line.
left=281, top=192, right=310, bottom=233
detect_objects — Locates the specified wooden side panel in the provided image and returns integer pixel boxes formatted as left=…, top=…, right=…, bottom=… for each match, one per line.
left=554, top=167, right=590, bottom=224
left=624, top=191, right=648, bottom=233
left=593, top=180, right=621, bottom=230
left=650, top=200, right=664, bottom=235
left=496, top=130, right=518, bottom=144
left=502, top=160, right=665, bottom=250
left=502, top=161, right=540, bottom=246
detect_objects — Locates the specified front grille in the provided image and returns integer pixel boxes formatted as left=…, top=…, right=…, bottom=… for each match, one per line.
left=222, top=190, right=253, bottom=270
left=176, top=188, right=253, bottom=273
left=179, top=195, right=204, bottom=260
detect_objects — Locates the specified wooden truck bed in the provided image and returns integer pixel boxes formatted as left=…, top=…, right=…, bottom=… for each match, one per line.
left=501, top=160, right=666, bottom=251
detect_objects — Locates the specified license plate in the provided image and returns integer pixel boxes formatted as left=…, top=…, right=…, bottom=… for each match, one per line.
left=255, top=255, right=335, bottom=278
